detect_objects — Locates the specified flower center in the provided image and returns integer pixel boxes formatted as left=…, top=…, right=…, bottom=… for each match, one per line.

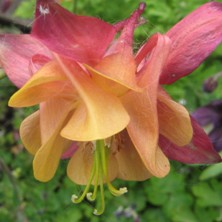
left=71, top=139, right=127, bottom=215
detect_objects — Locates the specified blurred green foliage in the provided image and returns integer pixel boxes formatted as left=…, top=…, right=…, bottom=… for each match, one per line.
left=1, top=0, right=222, bottom=221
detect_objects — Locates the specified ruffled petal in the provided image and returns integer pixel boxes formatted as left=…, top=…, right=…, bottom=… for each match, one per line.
left=8, top=61, right=68, bottom=107
left=55, top=56, right=130, bottom=141
left=161, top=2, right=222, bottom=84
left=85, top=48, right=139, bottom=93
left=32, top=0, right=116, bottom=64
left=122, top=90, right=170, bottom=178
left=33, top=97, right=74, bottom=181
left=67, top=143, right=118, bottom=185
left=20, top=111, right=41, bottom=155
left=39, top=96, right=74, bottom=143
left=84, top=3, right=146, bottom=92
left=122, top=34, right=171, bottom=177
left=67, top=143, right=94, bottom=185
left=115, top=130, right=152, bottom=181
left=136, top=34, right=171, bottom=88
left=33, top=132, right=72, bottom=182
left=0, top=34, right=51, bottom=87
left=157, top=88, right=193, bottom=146
left=160, top=117, right=221, bottom=164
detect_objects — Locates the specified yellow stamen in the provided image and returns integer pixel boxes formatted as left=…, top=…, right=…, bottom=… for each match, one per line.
left=93, top=176, right=105, bottom=215
left=86, top=144, right=100, bottom=202
left=71, top=157, right=96, bottom=203
left=99, top=140, right=127, bottom=196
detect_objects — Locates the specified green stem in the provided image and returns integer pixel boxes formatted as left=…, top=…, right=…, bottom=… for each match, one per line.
left=93, top=179, right=105, bottom=215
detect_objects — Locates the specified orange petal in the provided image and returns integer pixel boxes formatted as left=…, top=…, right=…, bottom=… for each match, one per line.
left=84, top=65, right=129, bottom=96
left=20, top=111, right=41, bottom=155
left=83, top=5, right=146, bottom=95
left=122, top=90, right=170, bottom=178
left=136, top=34, right=171, bottom=88
left=115, top=130, right=152, bottom=181
left=39, top=96, right=74, bottom=143
left=67, top=143, right=118, bottom=185
left=85, top=46, right=140, bottom=93
left=33, top=97, right=74, bottom=182
left=33, top=132, right=72, bottom=182
left=121, top=35, right=171, bottom=178
left=67, top=143, right=94, bottom=185
left=158, top=88, right=193, bottom=146
left=8, top=61, right=67, bottom=107
left=55, top=55, right=130, bottom=141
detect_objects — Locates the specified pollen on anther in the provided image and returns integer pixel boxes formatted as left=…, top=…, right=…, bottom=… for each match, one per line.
left=71, top=194, right=78, bottom=202
left=86, top=192, right=92, bottom=199
left=120, top=187, right=128, bottom=194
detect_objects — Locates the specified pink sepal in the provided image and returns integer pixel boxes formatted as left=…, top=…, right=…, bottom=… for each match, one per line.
left=160, top=117, right=221, bottom=164
left=32, top=0, right=116, bottom=65
left=160, top=2, right=222, bottom=84
left=0, top=34, right=51, bottom=87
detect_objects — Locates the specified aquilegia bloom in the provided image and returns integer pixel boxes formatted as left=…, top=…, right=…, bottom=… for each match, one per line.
left=193, top=72, right=222, bottom=152
left=192, top=100, right=222, bottom=152
left=0, top=0, right=222, bottom=214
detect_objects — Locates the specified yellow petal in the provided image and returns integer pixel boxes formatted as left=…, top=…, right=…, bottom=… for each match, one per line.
left=33, top=97, right=74, bottom=182
left=67, top=143, right=94, bottom=185
left=67, top=143, right=118, bottom=185
left=33, top=132, right=72, bottom=182
left=8, top=61, right=67, bottom=107
left=157, top=88, right=193, bottom=146
left=85, top=46, right=140, bottom=93
left=122, top=90, right=170, bottom=178
left=115, top=130, right=152, bottom=181
left=137, top=34, right=171, bottom=88
left=121, top=34, right=171, bottom=177
left=20, top=111, right=41, bottom=155
left=55, top=55, right=130, bottom=141
left=39, top=96, right=74, bottom=143
left=85, top=68, right=129, bottom=96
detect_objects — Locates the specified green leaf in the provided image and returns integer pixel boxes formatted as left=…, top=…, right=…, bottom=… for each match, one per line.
left=142, top=209, right=170, bottom=222
left=145, top=168, right=185, bottom=206
left=54, top=207, right=82, bottom=222
left=192, top=182, right=222, bottom=207
left=14, top=0, right=35, bottom=19
left=194, top=207, right=220, bottom=222
left=163, top=193, right=196, bottom=222
left=199, top=163, right=222, bottom=180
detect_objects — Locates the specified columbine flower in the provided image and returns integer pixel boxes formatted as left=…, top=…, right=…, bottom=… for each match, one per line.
left=0, top=0, right=222, bottom=214
left=203, top=71, right=222, bottom=93
left=193, top=71, right=222, bottom=152
left=192, top=100, right=222, bottom=152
